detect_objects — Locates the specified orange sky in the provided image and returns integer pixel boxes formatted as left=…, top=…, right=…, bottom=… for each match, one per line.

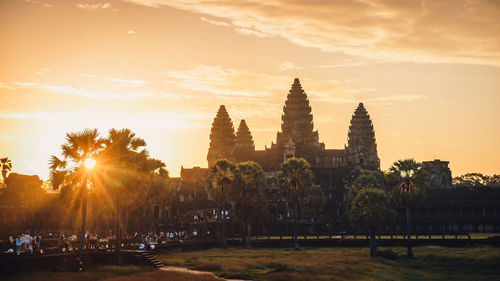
left=1, top=0, right=499, bottom=179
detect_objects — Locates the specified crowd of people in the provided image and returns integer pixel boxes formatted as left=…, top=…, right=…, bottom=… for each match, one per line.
left=2, top=228, right=211, bottom=255
left=5, top=233, right=42, bottom=255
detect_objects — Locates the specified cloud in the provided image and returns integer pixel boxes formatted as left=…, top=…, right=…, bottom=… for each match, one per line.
left=76, top=3, right=111, bottom=11
left=201, top=17, right=230, bottom=27
left=162, top=65, right=288, bottom=98
left=369, top=95, right=427, bottom=102
left=121, top=0, right=500, bottom=66
left=0, top=134, right=14, bottom=139
left=127, top=30, right=136, bottom=34
left=0, top=82, right=15, bottom=90
left=105, top=77, right=147, bottom=86
left=24, top=0, right=56, bottom=8
left=80, top=74, right=96, bottom=78
left=13, top=81, right=152, bottom=100
left=0, top=110, right=210, bottom=130
left=277, top=62, right=299, bottom=71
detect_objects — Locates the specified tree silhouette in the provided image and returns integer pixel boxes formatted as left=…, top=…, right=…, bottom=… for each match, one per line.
left=206, top=159, right=236, bottom=249
left=278, top=157, right=313, bottom=251
left=389, top=159, right=428, bottom=258
left=350, top=188, right=394, bottom=257
left=349, top=169, right=385, bottom=200
left=232, top=161, right=267, bottom=247
left=49, top=128, right=105, bottom=263
left=453, top=173, right=500, bottom=187
left=102, top=128, right=147, bottom=265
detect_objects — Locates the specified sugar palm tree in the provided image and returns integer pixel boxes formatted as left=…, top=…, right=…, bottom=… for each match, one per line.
left=49, top=128, right=104, bottom=263
left=206, top=159, right=236, bottom=249
left=232, top=161, right=267, bottom=247
left=278, top=158, right=313, bottom=251
left=102, top=128, right=146, bottom=265
left=389, top=159, right=428, bottom=258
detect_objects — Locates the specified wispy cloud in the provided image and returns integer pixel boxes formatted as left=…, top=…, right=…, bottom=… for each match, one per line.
left=80, top=74, right=96, bottom=78
left=0, top=110, right=211, bottom=130
left=13, top=82, right=152, bottom=100
left=76, top=3, right=111, bottom=11
left=122, top=0, right=500, bottom=66
left=0, top=134, right=15, bottom=139
left=201, top=17, right=230, bottom=27
left=369, top=95, right=427, bottom=102
left=24, top=0, right=56, bottom=8
left=0, top=82, right=15, bottom=90
left=162, top=65, right=286, bottom=97
left=105, top=77, right=147, bottom=86
left=127, top=30, right=136, bottom=34
left=277, top=62, right=299, bottom=71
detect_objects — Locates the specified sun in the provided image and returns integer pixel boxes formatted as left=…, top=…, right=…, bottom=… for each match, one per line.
left=84, top=158, right=96, bottom=169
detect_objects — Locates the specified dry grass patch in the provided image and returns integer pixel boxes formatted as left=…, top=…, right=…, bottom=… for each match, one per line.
left=157, top=246, right=500, bottom=281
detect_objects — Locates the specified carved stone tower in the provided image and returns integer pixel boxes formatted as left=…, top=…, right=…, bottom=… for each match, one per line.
left=276, top=78, right=324, bottom=163
left=346, top=102, right=380, bottom=170
left=235, top=119, right=255, bottom=162
left=207, top=105, right=236, bottom=167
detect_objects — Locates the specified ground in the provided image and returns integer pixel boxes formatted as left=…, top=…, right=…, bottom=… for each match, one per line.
left=1, top=246, right=499, bottom=281
left=0, top=265, right=222, bottom=281
left=157, top=246, right=500, bottom=281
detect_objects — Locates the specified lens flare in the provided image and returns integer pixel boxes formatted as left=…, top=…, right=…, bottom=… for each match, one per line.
left=85, top=158, right=96, bottom=169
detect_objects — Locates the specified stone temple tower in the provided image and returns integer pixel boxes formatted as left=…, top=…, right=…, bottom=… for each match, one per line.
left=234, top=119, right=255, bottom=162
left=275, top=78, right=324, bottom=163
left=345, top=102, right=380, bottom=170
left=207, top=105, right=236, bottom=167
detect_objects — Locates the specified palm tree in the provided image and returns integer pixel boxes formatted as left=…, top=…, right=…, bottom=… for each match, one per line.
left=350, top=188, right=395, bottom=257
left=49, top=128, right=104, bottom=263
left=232, top=161, right=267, bottom=247
left=0, top=157, right=12, bottom=185
left=102, top=128, right=147, bottom=265
left=278, top=158, right=313, bottom=251
left=206, top=159, right=236, bottom=249
left=389, top=159, right=428, bottom=258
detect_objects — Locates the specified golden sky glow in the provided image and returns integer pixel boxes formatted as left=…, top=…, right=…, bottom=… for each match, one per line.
left=1, top=0, right=499, bottom=179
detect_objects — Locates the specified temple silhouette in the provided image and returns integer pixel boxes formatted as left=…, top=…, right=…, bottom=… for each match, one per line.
left=208, top=78, right=379, bottom=172
left=195, top=78, right=380, bottom=218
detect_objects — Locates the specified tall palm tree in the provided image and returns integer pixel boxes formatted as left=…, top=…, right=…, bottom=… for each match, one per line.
left=206, top=159, right=236, bottom=249
left=0, top=157, right=12, bottom=185
left=49, top=128, right=104, bottom=263
left=278, top=158, right=313, bottom=251
left=389, top=159, right=428, bottom=258
left=102, top=128, right=146, bottom=265
left=232, top=161, right=267, bottom=247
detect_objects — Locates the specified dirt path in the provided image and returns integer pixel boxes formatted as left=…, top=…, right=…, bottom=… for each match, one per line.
left=159, top=266, right=248, bottom=281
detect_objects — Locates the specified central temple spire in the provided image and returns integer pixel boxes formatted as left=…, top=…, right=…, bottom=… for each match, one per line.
left=276, top=78, right=320, bottom=149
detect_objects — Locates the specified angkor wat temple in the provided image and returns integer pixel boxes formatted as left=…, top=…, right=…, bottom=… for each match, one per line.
left=205, top=78, right=379, bottom=215
left=208, top=78, right=379, bottom=172
left=156, top=77, right=386, bottom=233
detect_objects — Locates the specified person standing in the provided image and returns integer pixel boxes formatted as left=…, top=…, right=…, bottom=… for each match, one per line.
left=35, top=234, right=41, bottom=249
left=16, top=235, right=22, bottom=254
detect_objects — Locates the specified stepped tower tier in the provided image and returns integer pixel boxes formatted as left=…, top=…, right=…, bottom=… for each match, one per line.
left=235, top=119, right=256, bottom=162
left=207, top=105, right=236, bottom=167
left=346, top=102, right=380, bottom=170
left=276, top=78, right=323, bottom=151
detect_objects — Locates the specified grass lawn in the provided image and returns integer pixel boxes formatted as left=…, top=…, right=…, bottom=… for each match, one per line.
left=0, top=265, right=222, bottom=281
left=157, top=246, right=500, bottom=281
